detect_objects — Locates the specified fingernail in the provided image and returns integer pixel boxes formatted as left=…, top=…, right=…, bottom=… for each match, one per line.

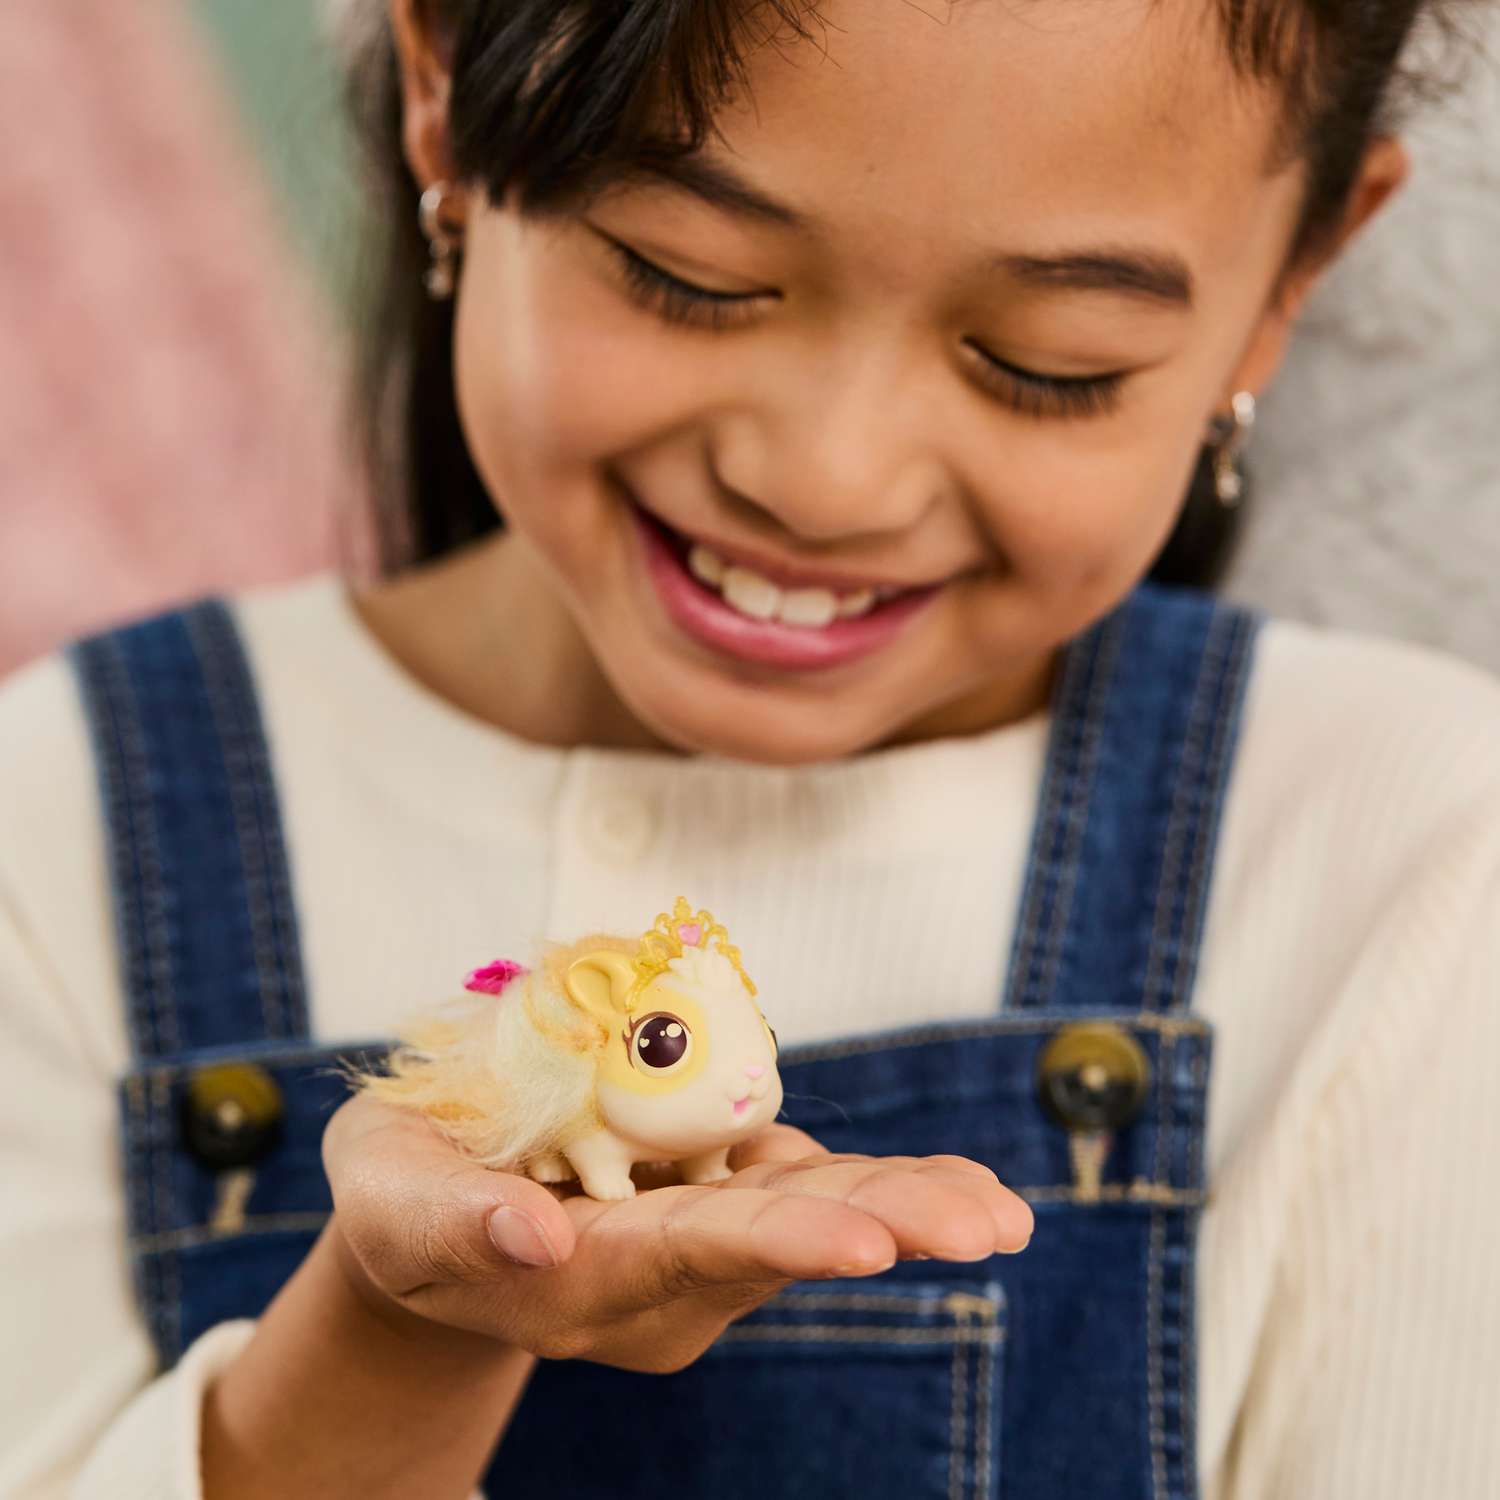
left=488, top=1206, right=559, bottom=1267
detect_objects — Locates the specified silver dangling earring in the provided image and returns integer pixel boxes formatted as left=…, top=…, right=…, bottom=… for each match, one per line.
left=1207, top=390, right=1256, bottom=508
left=418, top=181, right=465, bottom=300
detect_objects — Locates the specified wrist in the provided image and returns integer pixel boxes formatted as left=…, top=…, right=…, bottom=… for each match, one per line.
left=324, top=1214, right=527, bottom=1367
left=203, top=1221, right=536, bottom=1500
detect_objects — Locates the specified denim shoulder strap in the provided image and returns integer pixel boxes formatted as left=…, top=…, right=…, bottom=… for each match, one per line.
left=1005, top=582, right=1261, bottom=1016
left=66, top=598, right=309, bottom=1058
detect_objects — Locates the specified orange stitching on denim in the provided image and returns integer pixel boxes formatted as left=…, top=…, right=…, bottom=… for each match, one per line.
left=1000, top=623, right=1097, bottom=1011
left=976, top=1309, right=996, bottom=1497
left=98, top=637, right=181, bottom=1057
left=128, top=1039, right=390, bottom=1081
left=1140, top=625, right=1222, bottom=1012
left=1031, top=614, right=1124, bottom=1011
left=781, top=1010, right=1207, bottom=1067
left=185, top=608, right=282, bottom=1042
left=763, top=1291, right=955, bottom=1312
left=719, top=1325, right=999, bottom=1346
left=1146, top=1207, right=1167, bottom=1500
left=132, top=1210, right=330, bottom=1256
left=1169, top=615, right=1252, bottom=1011
left=949, top=1309, right=968, bottom=1500
left=1014, top=1180, right=1204, bottom=1206
left=185, top=603, right=311, bottom=1043
left=150, top=1070, right=184, bottom=1361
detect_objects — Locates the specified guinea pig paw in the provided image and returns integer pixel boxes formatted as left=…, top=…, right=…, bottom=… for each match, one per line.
left=677, top=1151, right=734, bottom=1185
left=581, top=1173, right=638, bottom=1201
left=529, top=1154, right=577, bottom=1184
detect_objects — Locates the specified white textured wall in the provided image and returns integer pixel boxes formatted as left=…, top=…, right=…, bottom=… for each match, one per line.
left=1227, top=20, right=1500, bottom=674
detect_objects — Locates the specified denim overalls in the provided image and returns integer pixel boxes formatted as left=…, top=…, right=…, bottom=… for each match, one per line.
left=68, top=581, right=1259, bottom=1500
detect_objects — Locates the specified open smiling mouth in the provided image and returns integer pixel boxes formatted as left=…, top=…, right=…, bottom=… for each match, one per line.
left=628, top=500, right=944, bottom=672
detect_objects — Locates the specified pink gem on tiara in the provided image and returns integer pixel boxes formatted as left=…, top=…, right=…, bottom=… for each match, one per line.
left=464, top=959, right=529, bottom=995
left=677, top=923, right=703, bottom=946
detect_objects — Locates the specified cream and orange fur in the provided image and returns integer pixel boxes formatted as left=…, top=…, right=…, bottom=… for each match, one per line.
left=345, top=901, right=781, bottom=1196
left=345, top=933, right=632, bottom=1173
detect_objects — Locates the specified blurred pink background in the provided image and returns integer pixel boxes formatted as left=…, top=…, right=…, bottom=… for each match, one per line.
left=0, top=0, right=369, bottom=680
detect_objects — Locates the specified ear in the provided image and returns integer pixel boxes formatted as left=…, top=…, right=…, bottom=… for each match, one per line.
left=1224, top=135, right=1411, bottom=402
left=389, top=0, right=461, bottom=194
left=564, top=951, right=640, bottom=1026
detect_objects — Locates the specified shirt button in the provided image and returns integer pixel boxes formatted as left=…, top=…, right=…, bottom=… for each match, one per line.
left=583, top=793, right=658, bottom=864
left=181, top=1063, right=285, bottom=1169
left=1036, top=1023, right=1151, bottom=1132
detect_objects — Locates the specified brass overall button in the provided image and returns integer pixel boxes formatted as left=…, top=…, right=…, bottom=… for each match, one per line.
left=182, top=1063, right=285, bottom=1169
left=1037, top=1023, right=1151, bottom=1132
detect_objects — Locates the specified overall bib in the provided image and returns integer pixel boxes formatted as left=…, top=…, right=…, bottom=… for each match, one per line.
left=69, top=582, right=1259, bottom=1500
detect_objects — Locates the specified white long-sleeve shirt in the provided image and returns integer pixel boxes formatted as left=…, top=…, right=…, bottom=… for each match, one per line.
left=1, top=570, right=1497, bottom=1498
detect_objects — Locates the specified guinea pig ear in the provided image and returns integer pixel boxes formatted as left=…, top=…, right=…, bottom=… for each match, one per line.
left=563, top=950, right=639, bottom=1025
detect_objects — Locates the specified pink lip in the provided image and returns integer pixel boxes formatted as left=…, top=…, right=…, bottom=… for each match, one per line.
left=733, top=1097, right=753, bottom=1116
left=632, top=506, right=940, bottom=672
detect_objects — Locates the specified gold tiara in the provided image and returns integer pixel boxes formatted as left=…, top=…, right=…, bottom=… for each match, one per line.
left=632, top=896, right=757, bottom=1000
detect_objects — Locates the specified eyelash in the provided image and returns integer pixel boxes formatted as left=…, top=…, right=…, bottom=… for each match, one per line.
left=603, top=238, right=1127, bottom=421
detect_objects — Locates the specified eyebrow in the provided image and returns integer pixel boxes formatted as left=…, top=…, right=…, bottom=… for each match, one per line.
left=998, top=250, right=1194, bottom=308
left=617, top=151, right=1195, bottom=310
left=621, top=152, right=807, bottom=230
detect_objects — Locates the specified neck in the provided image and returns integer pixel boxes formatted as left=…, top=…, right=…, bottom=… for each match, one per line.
left=350, top=531, right=674, bottom=753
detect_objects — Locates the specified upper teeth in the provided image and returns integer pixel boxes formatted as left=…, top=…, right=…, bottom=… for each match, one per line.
left=688, top=544, right=881, bottom=628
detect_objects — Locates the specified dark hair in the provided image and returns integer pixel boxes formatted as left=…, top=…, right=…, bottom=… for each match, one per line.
left=344, top=0, right=1474, bottom=583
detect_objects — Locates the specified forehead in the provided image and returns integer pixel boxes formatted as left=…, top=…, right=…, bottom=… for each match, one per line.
left=663, top=0, right=1303, bottom=286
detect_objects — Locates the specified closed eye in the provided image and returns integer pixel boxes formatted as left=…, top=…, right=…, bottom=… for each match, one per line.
left=603, top=235, right=766, bottom=332
left=599, top=231, right=1129, bottom=421
left=965, top=345, right=1127, bottom=419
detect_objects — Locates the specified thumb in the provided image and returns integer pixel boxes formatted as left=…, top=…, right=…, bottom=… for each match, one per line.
left=323, top=1093, right=578, bottom=1299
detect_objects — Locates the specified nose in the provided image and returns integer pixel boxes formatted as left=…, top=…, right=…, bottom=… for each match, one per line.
left=745, top=1065, right=766, bottom=1079
left=712, top=347, right=946, bottom=542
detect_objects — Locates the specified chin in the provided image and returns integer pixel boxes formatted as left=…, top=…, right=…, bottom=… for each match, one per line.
left=623, top=674, right=896, bottom=766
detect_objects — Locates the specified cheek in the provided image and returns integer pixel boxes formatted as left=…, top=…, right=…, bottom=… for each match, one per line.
left=598, top=1044, right=637, bottom=1093
left=977, top=422, right=1198, bottom=589
left=453, top=214, right=700, bottom=487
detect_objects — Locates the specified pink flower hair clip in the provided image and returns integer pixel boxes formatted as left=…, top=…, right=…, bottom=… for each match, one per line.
left=463, top=959, right=530, bottom=996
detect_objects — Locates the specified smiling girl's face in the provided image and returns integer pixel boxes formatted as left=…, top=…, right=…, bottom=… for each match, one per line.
left=391, top=0, right=1404, bottom=765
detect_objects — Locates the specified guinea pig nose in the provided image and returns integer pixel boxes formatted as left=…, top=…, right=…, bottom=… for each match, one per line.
left=745, top=1065, right=766, bottom=1079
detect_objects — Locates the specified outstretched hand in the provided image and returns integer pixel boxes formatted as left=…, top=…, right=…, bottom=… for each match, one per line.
left=324, top=1095, right=1033, bottom=1376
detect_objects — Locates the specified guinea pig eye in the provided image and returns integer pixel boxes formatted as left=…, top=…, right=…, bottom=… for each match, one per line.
left=764, top=1019, right=779, bottom=1056
left=630, top=1013, right=691, bottom=1073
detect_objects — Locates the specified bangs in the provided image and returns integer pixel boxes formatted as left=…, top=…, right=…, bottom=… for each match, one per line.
left=440, top=0, right=1421, bottom=241
left=447, top=0, right=820, bottom=213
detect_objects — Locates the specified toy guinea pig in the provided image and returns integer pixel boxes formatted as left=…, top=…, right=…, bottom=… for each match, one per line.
left=350, top=898, right=783, bottom=1200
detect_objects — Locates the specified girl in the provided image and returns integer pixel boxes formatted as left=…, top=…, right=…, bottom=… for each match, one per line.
left=1, top=0, right=1497, bottom=1496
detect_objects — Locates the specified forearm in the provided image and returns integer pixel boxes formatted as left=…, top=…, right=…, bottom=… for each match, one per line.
left=202, top=1218, right=537, bottom=1500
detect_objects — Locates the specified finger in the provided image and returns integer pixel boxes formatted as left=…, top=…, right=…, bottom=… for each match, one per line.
left=726, top=1122, right=831, bottom=1171
left=731, top=1156, right=1032, bottom=1259
left=322, top=1094, right=579, bottom=1299
left=764, top=1149, right=995, bottom=1180
left=566, top=1183, right=899, bottom=1314
left=917, top=1156, right=1035, bottom=1249
left=746, top=1150, right=1031, bottom=1247
left=877, top=1156, right=1034, bottom=1250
